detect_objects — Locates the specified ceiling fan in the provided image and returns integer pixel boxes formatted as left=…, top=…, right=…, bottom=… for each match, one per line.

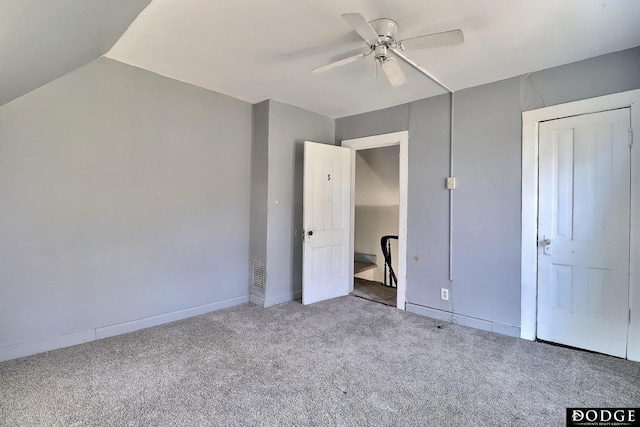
left=313, top=13, right=463, bottom=90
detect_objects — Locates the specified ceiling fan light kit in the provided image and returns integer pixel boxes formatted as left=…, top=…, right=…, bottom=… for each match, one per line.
left=313, top=13, right=463, bottom=91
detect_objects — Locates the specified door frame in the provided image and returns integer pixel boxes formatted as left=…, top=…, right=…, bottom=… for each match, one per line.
left=342, top=131, right=408, bottom=310
left=520, top=89, right=640, bottom=361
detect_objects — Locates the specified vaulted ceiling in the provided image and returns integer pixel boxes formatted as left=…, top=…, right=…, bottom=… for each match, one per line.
left=0, top=0, right=150, bottom=107
left=3, top=1, right=640, bottom=117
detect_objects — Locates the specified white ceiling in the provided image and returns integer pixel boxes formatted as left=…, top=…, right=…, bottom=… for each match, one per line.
left=2, top=2, right=639, bottom=116
left=79, top=1, right=640, bottom=117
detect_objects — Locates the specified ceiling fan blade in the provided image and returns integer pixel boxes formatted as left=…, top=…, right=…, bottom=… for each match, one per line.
left=400, top=29, right=464, bottom=50
left=381, top=57, right=407, bottom=87
left=312, top=52, right=368, bottom=73
left=342, top=13, right=379, bottom=44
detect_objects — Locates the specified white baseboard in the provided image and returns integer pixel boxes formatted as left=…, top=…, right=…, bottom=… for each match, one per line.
left=250, top=290, right=301, bottom=308
left=405, top=303, right=520, bottom=338
left=96, top=295, right=249, bottom=339
left=264, top=290, right=301, bottom=307
left=249, top=293, right=266, bottom=306
left=0, top=295, right=249, bottom=363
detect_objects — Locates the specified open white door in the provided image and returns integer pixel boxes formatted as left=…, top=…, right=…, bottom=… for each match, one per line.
left=302, top=141, right=351, bottom=305
left=537, top=108, right=631, bottom=357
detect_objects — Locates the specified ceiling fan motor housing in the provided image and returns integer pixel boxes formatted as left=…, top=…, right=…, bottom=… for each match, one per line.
left=369, top=18, right=398, bottom=63
left=369, top=18, right=399, bottom=44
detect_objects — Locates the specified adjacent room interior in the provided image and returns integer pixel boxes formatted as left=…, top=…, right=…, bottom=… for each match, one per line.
left=1, top=1, right=640, bottom=425
left=352, top=145, right=400, bottom=307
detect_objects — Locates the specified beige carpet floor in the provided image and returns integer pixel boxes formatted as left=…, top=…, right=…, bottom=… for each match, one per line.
left=1, top=296, right=639, bottom=426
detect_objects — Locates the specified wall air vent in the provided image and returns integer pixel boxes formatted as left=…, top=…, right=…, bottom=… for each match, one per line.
left=252, top=260, right=265, bottom=290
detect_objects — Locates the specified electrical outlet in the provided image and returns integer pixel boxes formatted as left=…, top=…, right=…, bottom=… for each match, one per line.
left=441, top=288, right=449, bottom=301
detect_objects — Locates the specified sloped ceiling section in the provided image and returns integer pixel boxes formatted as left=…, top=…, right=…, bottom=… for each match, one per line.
left=0, top=0, right=151, bottom=106
left=3, top=1, right=640, bottom=116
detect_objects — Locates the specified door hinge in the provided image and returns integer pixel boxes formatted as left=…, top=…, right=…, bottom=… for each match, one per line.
left=629, top=128, right=634, bottom=147
left=629, top=308, right=632, bottom=324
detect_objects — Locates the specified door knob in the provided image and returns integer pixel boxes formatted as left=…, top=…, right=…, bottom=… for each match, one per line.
left=308, top=230, right=313, bottom=236
left=539, top=236, right=551, bottom=255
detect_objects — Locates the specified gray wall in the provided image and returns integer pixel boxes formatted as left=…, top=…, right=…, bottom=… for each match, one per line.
left=249, top=101, right=269, bottom=302
left=355, top=146, right=399, bottom=206
left=405, top=94, right=452, bottom=312
left=0, top=58, right=252, bottom=358
left=336, top=46, right=640, bottom=335
left=262, top=100, right=334, bottom=306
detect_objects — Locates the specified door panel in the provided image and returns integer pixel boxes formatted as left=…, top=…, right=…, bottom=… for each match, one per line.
left=303, top=141, right=351, bottom=305
left=537, top=108, right=631, bottom=358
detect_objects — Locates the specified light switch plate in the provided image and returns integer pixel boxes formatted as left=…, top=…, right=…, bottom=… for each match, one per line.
left=446, top=177, right=456, bottom=190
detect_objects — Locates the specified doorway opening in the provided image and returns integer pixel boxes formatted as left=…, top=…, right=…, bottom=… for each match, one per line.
left=342, top=131, right=408, bottom=310
left=351, top=145, right=400, bottom=306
